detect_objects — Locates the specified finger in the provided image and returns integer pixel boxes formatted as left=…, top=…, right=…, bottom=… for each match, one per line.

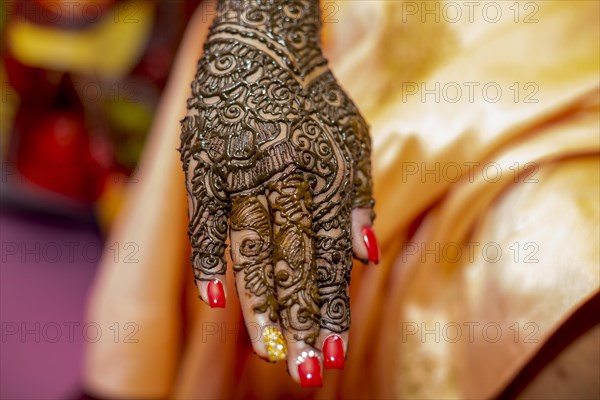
left=348, top=113, right=378, bottom=265
left=351, top=208, right=379, bottom=265
left=350, top=116, right=375, bottom=213
left=314, top=196, right=353, bottom=369
left=267, top=173, right=323, bottom=387
left=180, top=115, right=229, bottom=306
left=230, top=193, right=286, bottom=362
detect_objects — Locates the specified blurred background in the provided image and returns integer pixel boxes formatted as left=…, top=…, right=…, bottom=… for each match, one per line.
left=1, top=1, right=599, bottom=399
left=1, top=0, right=200, bottom=223
left=1, top=1, right=198, bottom=397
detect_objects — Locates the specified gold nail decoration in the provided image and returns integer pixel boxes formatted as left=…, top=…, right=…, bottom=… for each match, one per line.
left=263, top=327, right=287, bottom=361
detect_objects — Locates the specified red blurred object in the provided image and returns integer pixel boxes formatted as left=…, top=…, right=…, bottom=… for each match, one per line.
left=3, top=55, right=59, bottom=100
left=16, top=111, right=108, bottom=202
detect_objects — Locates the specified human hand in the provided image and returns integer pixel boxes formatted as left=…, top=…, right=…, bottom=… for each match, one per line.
left=178, top=0, right=378, bottom=387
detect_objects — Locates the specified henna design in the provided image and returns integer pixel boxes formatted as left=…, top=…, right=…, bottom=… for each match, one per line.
left=230, top=195, right=278, bottom=322
left=268, top=174, right=320, bottom=344
left=211, top=0, right=327, bottom=79
left=180, top=118, right=229, bottom=278
left=305, top=72, right=374, bottom=211
left=179, top=0, right=374, bottom=343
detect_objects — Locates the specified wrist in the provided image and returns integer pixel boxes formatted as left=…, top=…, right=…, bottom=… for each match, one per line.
left=209, top=0, right=326, bottom=78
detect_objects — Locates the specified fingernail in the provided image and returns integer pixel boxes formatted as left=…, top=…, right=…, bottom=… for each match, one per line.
left=297, top=351, right=322, bottom=387
left=263, top=327, right=287, bottom=361
left=323, top=335, right=344, bottom=369
left=361, top=226, right=380, bottom=264
left=207, top=279, right=225, bottom=308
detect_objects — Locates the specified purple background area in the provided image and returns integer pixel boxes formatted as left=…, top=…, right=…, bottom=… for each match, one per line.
left=1, top=209, right=101, bottom=399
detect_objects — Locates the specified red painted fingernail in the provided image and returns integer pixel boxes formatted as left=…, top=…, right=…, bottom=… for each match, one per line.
left=323, top=335, right=345, bottom=369
left=362, top=226, right=380, bottom=264
left=298, top=353, right=322, bottom=387
left=207, top=279, right=225, bottom=308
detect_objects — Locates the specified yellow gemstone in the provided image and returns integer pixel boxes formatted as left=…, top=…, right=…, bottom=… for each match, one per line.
left=263, top=327, right=287, bottom=361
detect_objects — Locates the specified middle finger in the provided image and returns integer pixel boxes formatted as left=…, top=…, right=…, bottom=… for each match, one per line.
left=267, top=172, right=323, bottom=387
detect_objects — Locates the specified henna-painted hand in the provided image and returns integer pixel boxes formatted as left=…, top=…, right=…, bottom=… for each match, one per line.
left=178, top=0, right=378, bottom=387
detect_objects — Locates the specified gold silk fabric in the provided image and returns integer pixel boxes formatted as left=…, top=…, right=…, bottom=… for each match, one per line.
left=84, top=1, right=599, bottom=398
